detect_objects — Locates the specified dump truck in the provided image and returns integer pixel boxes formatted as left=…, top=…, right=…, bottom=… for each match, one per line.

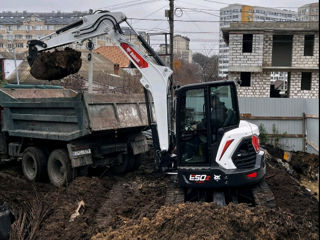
left=0, top=84, right=150, bottom=186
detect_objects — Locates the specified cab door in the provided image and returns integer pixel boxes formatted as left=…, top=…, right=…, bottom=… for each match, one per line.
left=176, top=87, right=210, bottom=166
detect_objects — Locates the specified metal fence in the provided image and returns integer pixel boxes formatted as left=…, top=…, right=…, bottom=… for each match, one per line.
left=238, top=98, right=319, bottom=154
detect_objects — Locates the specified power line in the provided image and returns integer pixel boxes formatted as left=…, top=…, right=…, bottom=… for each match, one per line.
left=177, top=0, right=303, bottom=8
left=128, top=17, right=300, bottom=22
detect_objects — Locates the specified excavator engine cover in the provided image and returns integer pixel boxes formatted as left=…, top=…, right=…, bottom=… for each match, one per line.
left=30, top=48, right=82, bottom=80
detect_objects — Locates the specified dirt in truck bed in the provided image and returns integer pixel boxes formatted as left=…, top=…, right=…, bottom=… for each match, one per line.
left=0, top=149, right=318, bottom=240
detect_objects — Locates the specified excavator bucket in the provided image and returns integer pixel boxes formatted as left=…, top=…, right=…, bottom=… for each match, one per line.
left=29, top=48, right=82, bottom=81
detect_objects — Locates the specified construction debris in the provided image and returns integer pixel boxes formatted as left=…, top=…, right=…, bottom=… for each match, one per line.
left=69, top=201, right=85, bottom=222
left=30, top=48, right=82, bottom=80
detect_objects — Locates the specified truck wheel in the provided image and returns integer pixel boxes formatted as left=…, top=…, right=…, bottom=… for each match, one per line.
left=127, top=154, right=141, bottom=172
left=22, top=147, right=47, bottom=181
left=48, top=149, right=72, bottom=187
left=133, top=154, right=142, bottom=170
left=111, top=154, right=129, bottom=174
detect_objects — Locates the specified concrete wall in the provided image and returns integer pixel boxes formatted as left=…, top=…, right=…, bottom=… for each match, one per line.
left=3, top=59, right=23, bottom=79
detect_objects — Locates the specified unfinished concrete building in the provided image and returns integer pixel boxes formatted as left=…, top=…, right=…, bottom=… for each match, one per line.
left=222, top=22, right=319, bottom=98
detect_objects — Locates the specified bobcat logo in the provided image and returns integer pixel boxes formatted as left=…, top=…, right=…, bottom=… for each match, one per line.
left=213, top=174, right=221, bottom=182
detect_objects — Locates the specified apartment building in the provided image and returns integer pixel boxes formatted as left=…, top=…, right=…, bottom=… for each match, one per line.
left=218, top=4, right=297, bottom=78
left=222, top=22, right=318, bottom=99
left=298, top=2, right=319, bottom=21
left=0, top=11, right=148, bottom=53
left=159, top=35, right=192, bottom=65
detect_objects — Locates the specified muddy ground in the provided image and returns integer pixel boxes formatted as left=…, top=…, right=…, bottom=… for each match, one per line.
left=0, top=148, right=318, bottom=240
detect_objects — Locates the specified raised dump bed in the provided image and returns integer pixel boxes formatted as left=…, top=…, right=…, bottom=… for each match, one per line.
left=0, top=85, right=152, bottom=186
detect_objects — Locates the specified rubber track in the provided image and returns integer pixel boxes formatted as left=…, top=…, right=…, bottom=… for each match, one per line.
left=252, top=180, right=276, bottom=208
left=165, top=183, right=185, bottom=205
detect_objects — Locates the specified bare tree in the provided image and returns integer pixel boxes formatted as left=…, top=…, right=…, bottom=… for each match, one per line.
left=193, top=52, right=219, bottom=82
left=172, top=59, right=202, bottom=86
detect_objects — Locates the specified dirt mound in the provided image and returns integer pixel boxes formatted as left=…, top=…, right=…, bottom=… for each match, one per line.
left=0, top=153, right=318, bottom=240
left=92, top=202, right=317, bottom=240
left=95, top=175, right=167, bottom=231
left=30, top=48, right=82, bottom=80
left=290, top=152, right=319, bottom=180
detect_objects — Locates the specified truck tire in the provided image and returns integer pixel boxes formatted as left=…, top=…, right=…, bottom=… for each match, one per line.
left=22, top=147, right=47, bottom=181
left=111, top=154, right=129, bottom=174
left=127, top=154, right=142, bottom=172
left=133, top=154, right=142, bottom=170
left=47, top=149, right=72, bottom=187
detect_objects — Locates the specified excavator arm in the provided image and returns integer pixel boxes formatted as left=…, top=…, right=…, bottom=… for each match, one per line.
left=27, top=11, right=173, bottom=155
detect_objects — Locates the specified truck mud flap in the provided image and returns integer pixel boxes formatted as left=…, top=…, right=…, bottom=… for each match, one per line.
left=0, top=202, right=14, bottom=240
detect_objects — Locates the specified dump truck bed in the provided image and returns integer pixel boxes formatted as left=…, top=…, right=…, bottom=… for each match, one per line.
left=0, top=87, right=150, bottom=141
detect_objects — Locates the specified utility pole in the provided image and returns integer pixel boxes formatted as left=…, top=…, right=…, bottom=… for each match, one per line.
left=169, top=0, right=174, bottom=71
left=13, top=47, right=20, bottom=85
left=168, top=0, right=175, bottom=141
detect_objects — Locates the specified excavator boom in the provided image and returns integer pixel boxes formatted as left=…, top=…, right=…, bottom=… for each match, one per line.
left=27, top=11, right=173, bottom=154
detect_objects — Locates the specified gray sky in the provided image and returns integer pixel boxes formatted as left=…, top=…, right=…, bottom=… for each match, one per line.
left=1, top=0, right=316, bottom=54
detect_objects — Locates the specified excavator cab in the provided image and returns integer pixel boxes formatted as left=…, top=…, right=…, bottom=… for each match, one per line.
left=176, top=81, right=240, bottom=169
left=174, top=81, right=269, bottom=204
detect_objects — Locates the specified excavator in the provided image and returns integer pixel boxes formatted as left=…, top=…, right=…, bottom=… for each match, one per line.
left=26, top=10, right=275, bottom=207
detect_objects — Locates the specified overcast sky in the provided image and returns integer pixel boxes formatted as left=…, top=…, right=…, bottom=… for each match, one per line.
left=1, top=0, right=316, bottom=54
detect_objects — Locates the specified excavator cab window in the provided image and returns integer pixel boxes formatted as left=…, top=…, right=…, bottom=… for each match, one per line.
left=176, top=81, right=240, bottom=166
left=178, top=88, right=208, bottom=165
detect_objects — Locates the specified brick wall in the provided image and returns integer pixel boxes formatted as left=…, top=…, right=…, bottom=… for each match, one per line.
left=292, top=33, right=319, bottom=68
left=230, top=72, right=271, bottom=97
left=263, top=34, right=272, bottom=66
left=262, top=32, right=319, bottom=68
left=229, top=33, right=264, bottom=71
left=289, top=71, right=319, bottom=98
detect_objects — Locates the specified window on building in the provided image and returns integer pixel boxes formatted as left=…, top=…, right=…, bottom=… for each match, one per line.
left=15, top=43, right=23, bottom=48
left=0, top=35, right=3, bottom=40
left=301, top=72, right=312, bottom=90
left=240, top=72, right=251, bottom=86
left=304, top=35, right=314, bottom=56
left=26, top=35, right=32, bottom=39
left=242, top=34, right=253, bottom=53
left=0, top=43, right=3, bottom=48
left=272, top=35, right=293, bottom=66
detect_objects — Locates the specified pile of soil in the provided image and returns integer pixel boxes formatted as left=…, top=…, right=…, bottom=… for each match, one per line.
left=290, top=152, right=319, bottom=180
left=92, top=202, right=317, bottom=240
left=0, top=151, right=318, bottom=240
left=30, top=47, right=82, bottom=80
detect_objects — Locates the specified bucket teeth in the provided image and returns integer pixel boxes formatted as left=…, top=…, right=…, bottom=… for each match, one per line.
left=30, top=48, right=82, bottom=81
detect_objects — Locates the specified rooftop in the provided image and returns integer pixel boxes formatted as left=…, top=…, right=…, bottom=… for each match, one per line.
left=94, top=46, right=130, bottom=68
